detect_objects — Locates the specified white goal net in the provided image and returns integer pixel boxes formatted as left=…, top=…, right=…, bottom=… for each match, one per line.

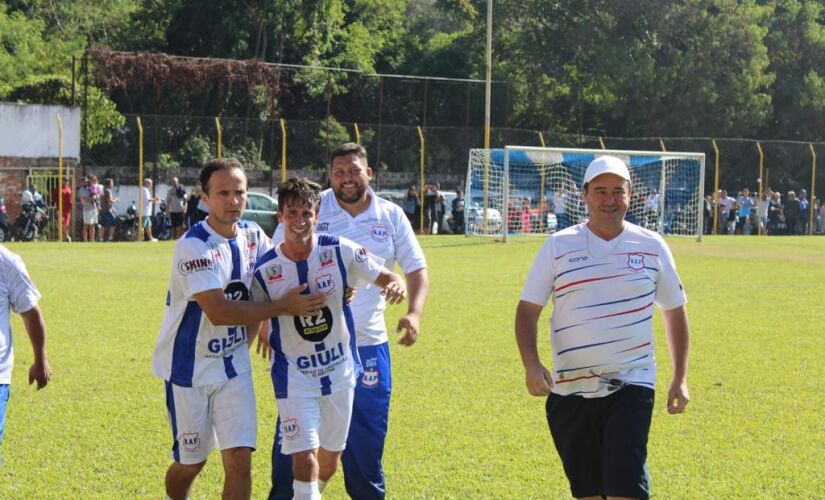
left=465, top=146, right=705, bottom=241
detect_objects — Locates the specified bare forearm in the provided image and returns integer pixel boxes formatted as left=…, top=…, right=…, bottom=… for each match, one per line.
left=20, top=307, right=48, bottom=361
left=663, top=306, right=690, bottom=381
left=515, top=302, right=543, bottom=367
left=404, top=268, right=429, bottom=316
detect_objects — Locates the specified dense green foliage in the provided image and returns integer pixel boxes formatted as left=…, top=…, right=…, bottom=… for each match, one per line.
left=5, top=1, right=825, bottom=140
left=0, top=236, right=823, bottom=497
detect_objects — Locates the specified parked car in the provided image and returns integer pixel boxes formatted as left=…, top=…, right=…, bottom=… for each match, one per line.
left=243, top=191, right=279, bottom=235
left=466, top=203, right=504, bottom=234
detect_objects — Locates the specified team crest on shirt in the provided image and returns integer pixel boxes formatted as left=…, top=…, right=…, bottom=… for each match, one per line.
left=319, top=248, right=334, bottom=268
left=281, top=418, right=301, bottom=440
left=355, top=247, right=369, bottom=263
left=627, top=253, right=645, bottom=271
left=265, top=263, right=283, bottom=283
left=315, top=273, right=336, bottom=295
left=361, top=369, right=379, bottom=387
left=317, top=222, right=329, bottom=232
left=370, top=224, right=389, bottom=242
left=182, top=432, right=201, bottom=452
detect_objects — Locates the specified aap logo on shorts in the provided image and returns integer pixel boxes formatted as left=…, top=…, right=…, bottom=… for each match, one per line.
left=282, top=418, right=301, bottom=440
left=182, top=432, right=201, bottom=452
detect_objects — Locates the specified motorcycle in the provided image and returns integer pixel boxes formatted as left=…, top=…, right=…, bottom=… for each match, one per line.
left=114, top=201, right=138, bottom=241
left=0, top=197, right=8, bottom=242
left=12, top=200, right=49, bottom=242
left=151, top=201, right=172, bottom=241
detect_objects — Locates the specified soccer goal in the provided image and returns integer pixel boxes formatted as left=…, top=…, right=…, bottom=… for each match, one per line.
left=465, top=146, right=706, bottom=241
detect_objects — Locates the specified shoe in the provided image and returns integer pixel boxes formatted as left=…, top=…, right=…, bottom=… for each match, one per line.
left=149, top=238, right=158, bottom=242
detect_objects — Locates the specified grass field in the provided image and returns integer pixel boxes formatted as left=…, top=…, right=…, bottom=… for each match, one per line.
left=0, top=235, right=823, bottom=499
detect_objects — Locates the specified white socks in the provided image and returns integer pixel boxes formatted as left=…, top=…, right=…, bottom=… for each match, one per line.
left=318, top=479, right=327, bottom=493
left=293, top=480, right=321, bottom=500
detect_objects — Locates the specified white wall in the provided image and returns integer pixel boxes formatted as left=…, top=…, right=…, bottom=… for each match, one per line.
left=0, top=102, right=81, bottom=159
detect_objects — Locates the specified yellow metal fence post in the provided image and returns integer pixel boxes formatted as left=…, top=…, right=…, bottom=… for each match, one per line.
left=598, top=137, right=606, bottom=150
left=417, top=126, right=425, bottom=234
left=56, top=113, right=64, bottom=243
left=354, top=123, right=361, bottom=145
left=712, top=139, right=719, bottom=235
left=659, top=139, right=666, bottom=152
left=137, top=117, right=144, bottom=242
left=215, top=117, right=222, bottom=158
left=280, top=119, right=287, bottom=183
left=809, top=143, right=816, bottom=235
left=756, top=142, right=764, bottom=235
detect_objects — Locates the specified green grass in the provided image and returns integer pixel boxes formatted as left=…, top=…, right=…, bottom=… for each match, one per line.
left=0, top=235, right=823, bottom=498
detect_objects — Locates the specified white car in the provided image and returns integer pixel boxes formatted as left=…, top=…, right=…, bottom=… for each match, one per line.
left=466, top=203, right=503, bottom=234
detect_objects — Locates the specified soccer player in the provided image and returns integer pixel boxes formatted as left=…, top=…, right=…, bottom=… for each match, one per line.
left=253, top=177, right=406, bottom=500
left=0, top=245, right=53, bottom=450
left=152, top=158, right=326, bottom=500
left=269, top=143, right=428, bottom=499
left=515, top=156, right=691, bottom=500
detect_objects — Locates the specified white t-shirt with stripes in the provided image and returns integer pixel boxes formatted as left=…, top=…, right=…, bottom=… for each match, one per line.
left=520, top=222, right=686, bottom=398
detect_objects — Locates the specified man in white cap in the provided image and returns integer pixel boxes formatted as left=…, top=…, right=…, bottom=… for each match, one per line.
left=515, top=155, right=691, bottom=499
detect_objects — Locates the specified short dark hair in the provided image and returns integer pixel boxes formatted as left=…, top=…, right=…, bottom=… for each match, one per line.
left=278, top=177, right=322, bottom=212
left=200, top=158, right=244, bottom=194
left=330, top=143, right=367, bottom=166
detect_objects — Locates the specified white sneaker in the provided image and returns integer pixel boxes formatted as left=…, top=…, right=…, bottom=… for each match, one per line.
left=149, top=238, right=158, bottom=242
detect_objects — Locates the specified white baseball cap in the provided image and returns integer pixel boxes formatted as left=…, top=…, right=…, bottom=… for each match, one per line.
left=582, top=156, right=631, bottom=187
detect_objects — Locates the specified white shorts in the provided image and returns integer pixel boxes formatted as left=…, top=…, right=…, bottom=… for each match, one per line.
left=277, top=388, right=354, bottom=455
left=164, top=371, right=257, bottom=464
left=82, top=209, right=98, bottom=225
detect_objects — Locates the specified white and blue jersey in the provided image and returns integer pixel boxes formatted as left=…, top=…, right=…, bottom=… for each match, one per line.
left=252, top=234, right=382, bottom=399
left=273, top=187, right=426, bottom=346
left=152, top=220, right=272, bottom=387
left=520, top=222, right=687, bottom=397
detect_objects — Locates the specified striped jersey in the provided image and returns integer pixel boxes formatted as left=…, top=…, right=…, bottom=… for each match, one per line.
left=0, top=245, right=41, bottom=384
left=273, top=187, right=426, bottom=346
left=520, top=222, right=686, bottom=397
left=251, top=234, right=382, bottom=398
left=152, top=220, right=272, bottom=387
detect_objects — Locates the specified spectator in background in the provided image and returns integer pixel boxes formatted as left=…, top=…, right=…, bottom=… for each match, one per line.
left=737, top=188, right=755, bottom=235
left=423, top=183, right=438, bottom=234
left=141, top=178, right=160, bottom=242
left=520, top=198, right=532, bottom=234
left=166, top=177, right=187, bottom=239
left=50, top=178, right=73, bottom=241
left=402, top=185, right=420, bottom=231
left=767, top=191, right=783, bottom=234
left=798, top=189, right=810, bottom=235
left=757, top=191, right=770, bottom=234
left=717, top=190, right=735, bottom=234
left=817, top=197, right=825, bottom=234
left=644, top=188, right=660, bottom=230
left=703, top=195, right=713, bottom=235
left=434, top=193, right=448, bottom=234
left=89, top=177, right=103, bottom=240
left=451, top=190, right=465, bottom=234
left=100, top=179, right=119, bottom=242
left=78, top=177, right=97, bottom=243
left=783, top=191, right=802, bottom=235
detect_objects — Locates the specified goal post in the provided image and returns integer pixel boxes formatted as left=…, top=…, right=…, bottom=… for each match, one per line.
left=465, top=146, right=706, bottom=241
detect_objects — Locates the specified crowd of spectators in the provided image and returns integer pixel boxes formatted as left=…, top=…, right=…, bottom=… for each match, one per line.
left=704, top=187, right=822, bottom=235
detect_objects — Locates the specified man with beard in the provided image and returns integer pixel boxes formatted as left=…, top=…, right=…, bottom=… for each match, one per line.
left=269, top=143, right=429, bottom=499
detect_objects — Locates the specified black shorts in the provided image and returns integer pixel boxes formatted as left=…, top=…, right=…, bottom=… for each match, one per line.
left=170, top=212, right=184, bottom=228
left=100, top=210, right=117, bottom=228
left=546, top=385, right=655, bottom=499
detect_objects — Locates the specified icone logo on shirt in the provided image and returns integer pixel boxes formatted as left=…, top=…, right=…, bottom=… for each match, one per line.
left=370, top=224, right=389, bottom=242
left=315, top=273, right=336, bottom=295
left=178, top=258, right=214, bottom=274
